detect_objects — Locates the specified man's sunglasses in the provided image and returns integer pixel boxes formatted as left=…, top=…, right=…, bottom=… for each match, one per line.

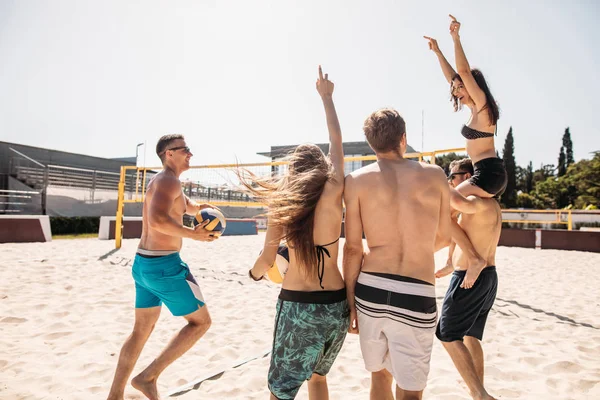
left=448, top=171, right=468, bottom=181
left=162, top=146, right=191, bottom=155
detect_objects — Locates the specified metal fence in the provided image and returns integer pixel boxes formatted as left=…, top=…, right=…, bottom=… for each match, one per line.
left=2, top=147, right=144, bottom=215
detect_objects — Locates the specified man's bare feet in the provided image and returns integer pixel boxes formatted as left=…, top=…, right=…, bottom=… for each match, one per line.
left=435, top=264, right=454, bottom=279
left=131, top=373, right=160, bottom=400
left=460, top=257, right=486, bottom=289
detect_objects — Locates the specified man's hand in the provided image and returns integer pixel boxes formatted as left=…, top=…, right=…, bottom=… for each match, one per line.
left=190, top=219, right=218, bottom=242
left=423, top=36, right=441, bottom=54
left=348, top=307, right=359, bottom=334
left=198, top=203, right=222, bottom=213
left=316, top=65, right=334, bottom=99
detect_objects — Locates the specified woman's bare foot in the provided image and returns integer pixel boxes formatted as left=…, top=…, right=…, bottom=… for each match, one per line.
left=131, top=373, right=160, bottom=400
left=435, top=264, right=454, bottom=279
left=460, top=257, right=486, bottom=289
left=473, top=394, right=496, bottom=400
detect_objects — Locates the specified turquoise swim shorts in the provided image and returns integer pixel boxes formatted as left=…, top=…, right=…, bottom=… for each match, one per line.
left=131, top=252, right=205, bottom=316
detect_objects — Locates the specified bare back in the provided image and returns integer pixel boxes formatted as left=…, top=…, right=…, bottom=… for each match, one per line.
left=284, top=180, right=345, bottom=291
left=138, top=171, right=186, bottom=252
left=453, top=198, right=502, bottom=270
left=353, top=159, right=449, bottom=284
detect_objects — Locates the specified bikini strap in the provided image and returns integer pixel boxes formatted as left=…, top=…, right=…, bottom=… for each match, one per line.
left=314, top=237, right=339, bottom=289
left=319, top=237, right=340, bottom=247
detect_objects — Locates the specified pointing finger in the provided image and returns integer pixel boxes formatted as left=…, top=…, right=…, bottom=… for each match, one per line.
left=325, top=73, right=328, bottom=81
left=449, top=14, right=457, bottom=22
left=318, top=65, right=324, bottom=81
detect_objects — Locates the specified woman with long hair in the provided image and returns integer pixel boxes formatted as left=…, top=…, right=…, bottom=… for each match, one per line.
left=424, top=15, right=507, bottom=288
left=240, top=66, right=348, bottom=400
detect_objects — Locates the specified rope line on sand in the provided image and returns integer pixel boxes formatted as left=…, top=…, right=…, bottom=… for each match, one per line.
left=495, top=298, right=598, bottom=330
left=166, top=348, right=272, bottom=397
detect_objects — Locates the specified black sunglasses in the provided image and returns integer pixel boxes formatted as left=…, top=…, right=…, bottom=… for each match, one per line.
left=162, top=146, right=191, bottom=155
left=448, top=171, right=468, bottom=181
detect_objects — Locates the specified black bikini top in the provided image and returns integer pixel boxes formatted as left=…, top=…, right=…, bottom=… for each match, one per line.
left=461, top=106, right=497, bottom=140
left=315, top=237, right=340, bottom=289
left=461, top=125, right=496, bottom=140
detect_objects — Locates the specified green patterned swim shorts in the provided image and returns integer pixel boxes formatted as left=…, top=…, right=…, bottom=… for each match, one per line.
left=268, top=288, right=349, bottom=400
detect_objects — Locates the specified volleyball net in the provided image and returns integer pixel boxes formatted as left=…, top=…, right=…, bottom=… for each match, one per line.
left=114, top=147, right=467, bottom=248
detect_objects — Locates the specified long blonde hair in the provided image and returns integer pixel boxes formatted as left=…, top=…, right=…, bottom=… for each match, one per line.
left=237, top=144, right=333, bottom=277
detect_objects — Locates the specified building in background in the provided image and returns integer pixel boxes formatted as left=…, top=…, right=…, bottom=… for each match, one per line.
left=258, top=141, right=418, bottom=175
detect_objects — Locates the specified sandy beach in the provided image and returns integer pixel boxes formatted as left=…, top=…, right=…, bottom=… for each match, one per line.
left=1, top=235, right=599, bottom=399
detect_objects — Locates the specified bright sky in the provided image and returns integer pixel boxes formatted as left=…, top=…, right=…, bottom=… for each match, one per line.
left=1, top=0, right=599, bottom=169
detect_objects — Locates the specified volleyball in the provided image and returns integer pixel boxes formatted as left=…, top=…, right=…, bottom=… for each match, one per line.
left=265, top=244, right=290, bottom=283
left=194, top=208, right=226, bottom=236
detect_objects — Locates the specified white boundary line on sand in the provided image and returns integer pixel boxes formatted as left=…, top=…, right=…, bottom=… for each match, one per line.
left=166, top=348, right=271, bottom=397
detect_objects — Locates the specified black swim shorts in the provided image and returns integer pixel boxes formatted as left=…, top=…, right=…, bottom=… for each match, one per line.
left=436, top=266, right=498, bottom=342
left=469, top=157, right=508, bottom=197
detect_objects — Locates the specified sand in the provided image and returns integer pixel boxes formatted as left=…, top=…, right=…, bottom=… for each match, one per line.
left=1, top=235, right=599, bottom=399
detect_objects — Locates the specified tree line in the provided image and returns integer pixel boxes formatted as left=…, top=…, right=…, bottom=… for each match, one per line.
left=435, top=127, right=599, bottom=210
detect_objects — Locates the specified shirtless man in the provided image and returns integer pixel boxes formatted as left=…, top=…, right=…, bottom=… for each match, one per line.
left=343, top=108, right=451, bottom=400
left=435, top=158, right=500, bottom=400
left=436, top=159, right=467, bottom=279
left=107, top=134, right=218, bottom=400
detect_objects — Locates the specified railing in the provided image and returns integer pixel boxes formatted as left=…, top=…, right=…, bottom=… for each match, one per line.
left=502, top=209, right=573, bottom=230
left=12, top=164, right=135, bottom=192
left=0, top=189, right=42, bottom=214
left=9, top=147, right=146, bottom=210
left=8, top=148, right=48, bottom=214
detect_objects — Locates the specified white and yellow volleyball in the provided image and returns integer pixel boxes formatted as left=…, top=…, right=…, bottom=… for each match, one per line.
left=265, top=244, right=290, bottom=283
left=194, top=208, right=227, bottom=236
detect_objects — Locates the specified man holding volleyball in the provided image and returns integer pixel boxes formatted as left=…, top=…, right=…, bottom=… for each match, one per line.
left=108, top=134, right=219, bottom=400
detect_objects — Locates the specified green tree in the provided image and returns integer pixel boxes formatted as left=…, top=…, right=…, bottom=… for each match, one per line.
left=533, top=163, right=555, bottom=187
left=516, top=165, right=525, bottom=193
left=516, top=161, right=535, bottom=194
left=501, top=127, right=517, bottom=207
left=435, top=152, right=467, bottom=175
left=563, top=127, right=574, bottom=166
left=558, top=146, right=567, bottom=177
left=525, top=161, right=534, bottom=192
left=531, top=153, right=600, bottom=209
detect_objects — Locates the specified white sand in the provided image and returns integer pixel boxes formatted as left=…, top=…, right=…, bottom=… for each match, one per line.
left=1, top=235, right=599, bottom=399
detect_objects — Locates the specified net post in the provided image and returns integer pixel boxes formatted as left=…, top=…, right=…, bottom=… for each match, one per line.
left=135, top=169, right=139, bottom=201
left=142, top=168, right=148, bottom=200
left=568, top=210, right=573, bottom=231
left=115, top=166, right=126, bottom=249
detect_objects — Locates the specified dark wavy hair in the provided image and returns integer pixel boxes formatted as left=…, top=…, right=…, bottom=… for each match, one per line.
left=451, top=69, right=500, bottom=126
left=236, top=144, right=333, bottom=278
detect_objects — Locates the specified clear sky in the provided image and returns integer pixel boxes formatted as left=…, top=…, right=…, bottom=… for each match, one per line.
left=1, top=0, right=599, bottom=169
